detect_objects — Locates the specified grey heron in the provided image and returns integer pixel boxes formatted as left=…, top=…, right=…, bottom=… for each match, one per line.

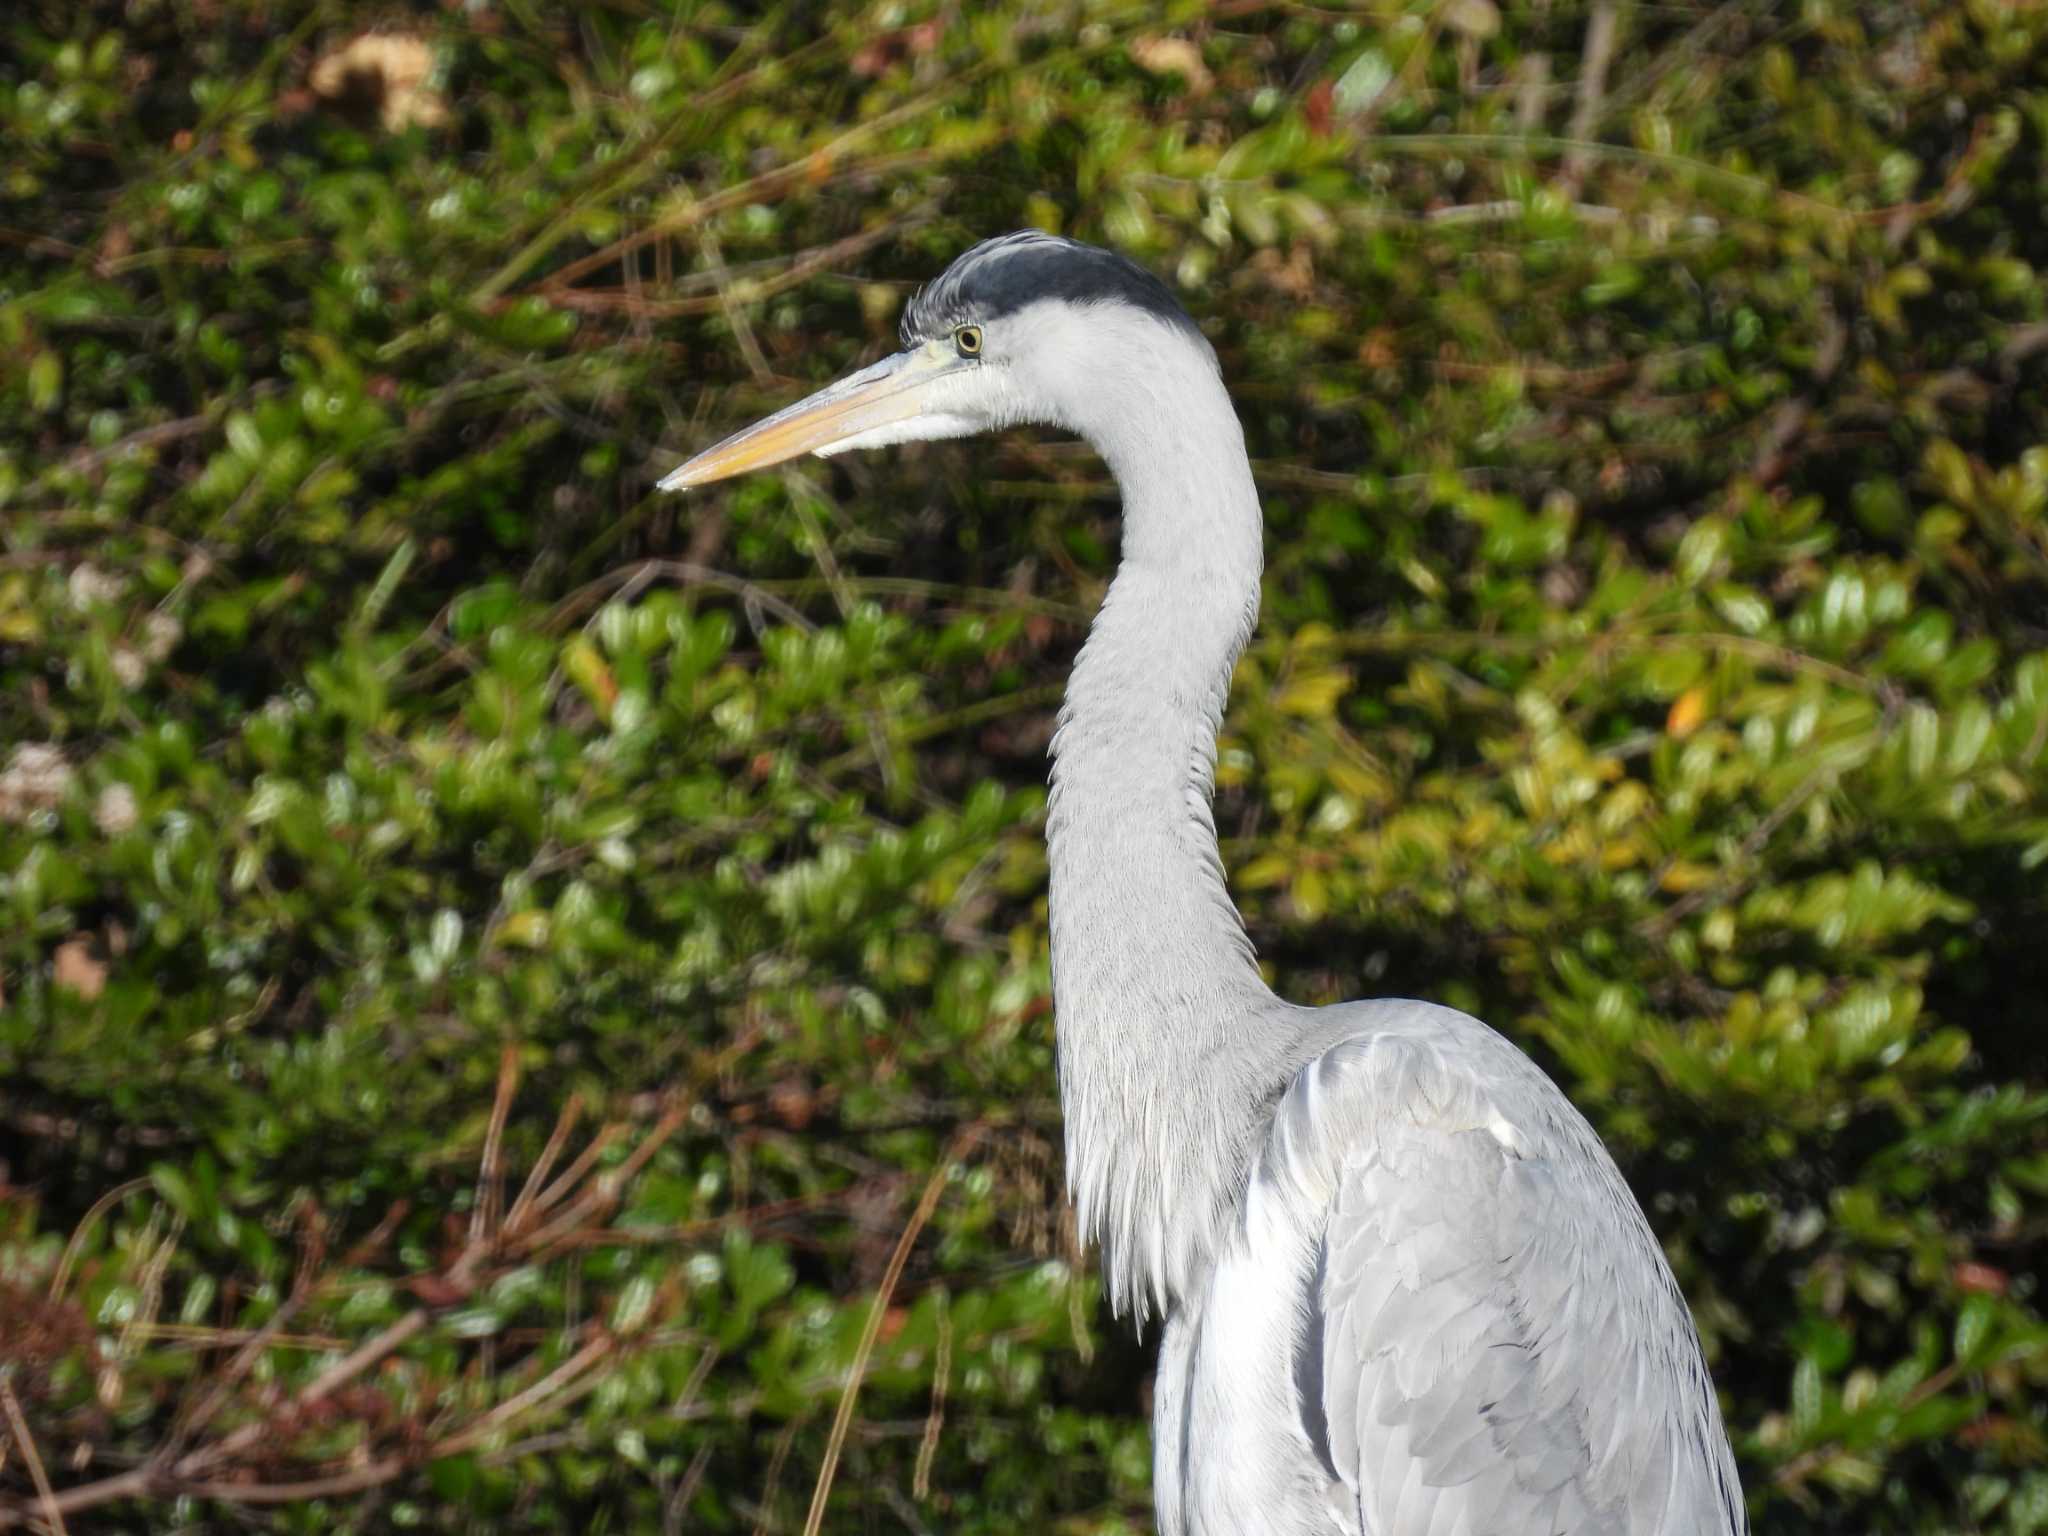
left=661, top=231, right=1747, bottom=1536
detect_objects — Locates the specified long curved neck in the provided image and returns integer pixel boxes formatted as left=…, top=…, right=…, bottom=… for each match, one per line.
left=1045, top=336, right=1281, bottom=1320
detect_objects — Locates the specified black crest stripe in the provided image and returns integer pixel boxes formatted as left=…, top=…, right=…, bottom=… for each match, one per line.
left=901, top=231, right=1203, bottom=347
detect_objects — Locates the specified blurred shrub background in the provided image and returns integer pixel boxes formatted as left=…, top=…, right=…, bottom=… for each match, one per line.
left=3, top=0, right=2047, bottom=1530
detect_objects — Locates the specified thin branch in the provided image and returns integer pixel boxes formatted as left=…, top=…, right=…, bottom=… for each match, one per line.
left=173, top=1463, right=408, bottom=1507
left=62, top=413, right=216, bottom=477
left=546, top=560, right=816, bottom=638
left=163, top=1244, right=326, bottom=1458
left=801, top=1125, right=985, bottom=1536
left=533, top=62, right=994, bottom=297
left=1748, top=308, right=1848, bottom=486
left=524, top=1124, right=628, bottom=1224
left=49, top=1178, right=151, bottom=1300
left=431, top=1331, right=615, bottom=1457
left=0, top=1378, right=67, bottom=1536
left=752, top=1420, right=805, bottom=1536
left=1558, top=3, right=1622, bottom=197
left=506, top=1094, right=584, bottom=1237
left=469, top=1046, right=522, bottom=1253
left=664, top=1445, right=715, bottom=1536
left=910, top=1298, right=951, bottom=1501
left=1323, top=624, right=1880, bottom=698
left=0, top=1096, right=697, bottom=1531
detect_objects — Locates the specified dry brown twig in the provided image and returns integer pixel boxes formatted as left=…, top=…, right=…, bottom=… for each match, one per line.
left=910, top=1295, right=952, bottom=1502
left=1557, top=2, right=1621, bottom=198
left=0, top=1039, right=732, bottom=1531
left=0, top=1377, right=67, bottom=1536
left=800, top=1122, right=987, bottom=1536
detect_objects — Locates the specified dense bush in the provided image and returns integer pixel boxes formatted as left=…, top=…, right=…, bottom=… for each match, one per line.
left=3, top=0, right=2046, bottom=1530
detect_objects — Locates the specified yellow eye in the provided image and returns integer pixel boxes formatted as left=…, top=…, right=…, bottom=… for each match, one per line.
left=954, top=324, right=983, bottom=358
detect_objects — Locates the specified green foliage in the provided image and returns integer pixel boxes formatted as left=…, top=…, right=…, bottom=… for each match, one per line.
left=3, top=0, right=2047, bottom=1530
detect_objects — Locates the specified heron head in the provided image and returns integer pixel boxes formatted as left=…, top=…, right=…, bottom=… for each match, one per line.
left=657, top=231, right=1212, bottom=491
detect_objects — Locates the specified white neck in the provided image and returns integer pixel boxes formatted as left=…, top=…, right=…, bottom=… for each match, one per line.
left=1040, top=317, right=1283, bottom=1320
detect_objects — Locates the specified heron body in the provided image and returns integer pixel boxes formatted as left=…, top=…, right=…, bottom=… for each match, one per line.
left=663, top=232, right=1747, bottom=1535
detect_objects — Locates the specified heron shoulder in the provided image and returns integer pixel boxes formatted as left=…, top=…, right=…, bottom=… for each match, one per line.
left=1253, top=999, right=1607, bottom=1212
left=1225, top=999, right=1747, bottom=1536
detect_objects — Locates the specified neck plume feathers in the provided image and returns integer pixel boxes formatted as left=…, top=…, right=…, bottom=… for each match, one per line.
left=1042, top=317, right=1281, bottom=1321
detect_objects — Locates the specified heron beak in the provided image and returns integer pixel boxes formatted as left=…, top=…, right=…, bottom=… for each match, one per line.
left=658, top=346, right=968, bottom=491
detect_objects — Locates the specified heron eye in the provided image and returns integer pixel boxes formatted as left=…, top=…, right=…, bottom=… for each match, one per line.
left=954, top=324, right=983, bottom=358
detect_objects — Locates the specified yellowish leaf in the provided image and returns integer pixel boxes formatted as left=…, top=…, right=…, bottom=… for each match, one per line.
left=1238, top=854, right=1292, bottom=890
left=1659, top=861, right=1720, bottom=893
left=493, top=911, right=551, bottom=949
left=1292, top=867, right=1328, bottom=921
left=563, top=637, right=617, bottom=722
left=1666, top=686, right=1709, bottom=739
left=1274, top=668, right=1352, bottom=718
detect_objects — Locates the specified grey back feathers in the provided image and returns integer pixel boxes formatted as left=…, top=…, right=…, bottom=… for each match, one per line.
left=902, top=230, right=1210, bottom=351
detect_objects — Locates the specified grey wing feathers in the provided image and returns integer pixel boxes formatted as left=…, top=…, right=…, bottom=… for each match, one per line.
left=1263, top=1008, right=1745, bottom=1536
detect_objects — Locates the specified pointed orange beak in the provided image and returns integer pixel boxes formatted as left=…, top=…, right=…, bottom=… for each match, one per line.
left=659, top=345, right=972, bottom=491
